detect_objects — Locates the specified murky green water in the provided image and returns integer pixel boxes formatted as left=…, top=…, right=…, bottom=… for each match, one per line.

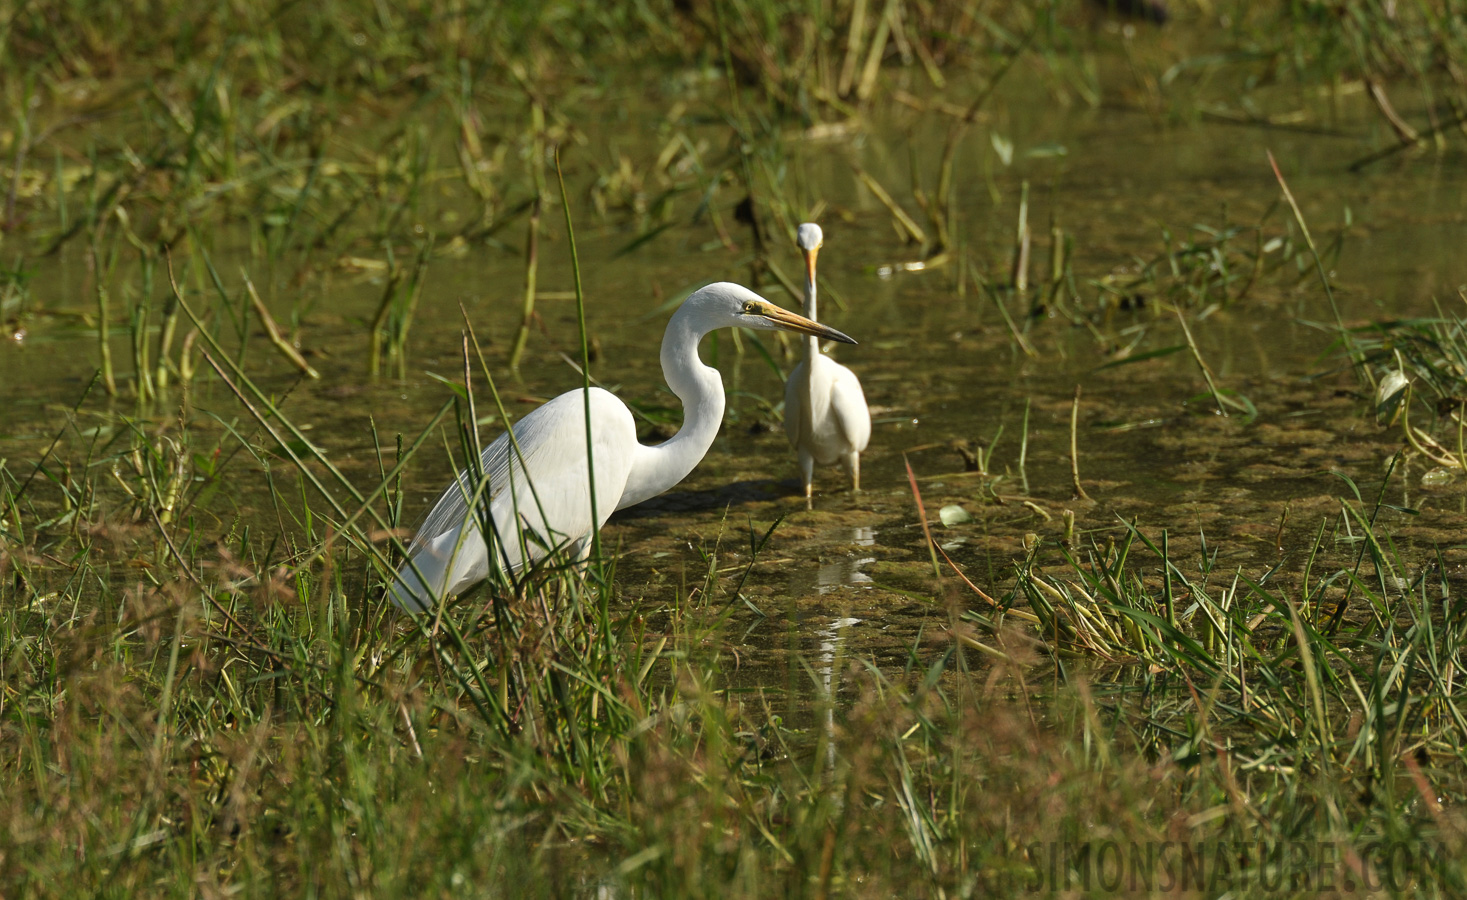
left=5, top=67, right=1467, bottom=730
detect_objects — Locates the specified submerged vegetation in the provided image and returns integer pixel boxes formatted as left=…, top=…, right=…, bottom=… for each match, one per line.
left=5, top=0, right=1467, bottom=895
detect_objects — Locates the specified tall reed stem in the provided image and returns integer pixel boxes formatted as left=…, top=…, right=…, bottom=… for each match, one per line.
left=90, top=232, right=116, bottom=396
left=509, top=102, right=546, bottom=373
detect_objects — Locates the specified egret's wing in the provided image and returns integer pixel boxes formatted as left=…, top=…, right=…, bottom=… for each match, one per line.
left=392, top=389, right=636, bottom=610
left=389, top=406, right=567, bottom=611
left=480, top=391, right=637, bottom=565
left=407, top=403, right=563, bottom=557
left=830, top=364, right=871, bottom=454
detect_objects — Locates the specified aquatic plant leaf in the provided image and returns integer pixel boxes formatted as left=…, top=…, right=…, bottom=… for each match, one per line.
left=1374, top=370, right=1409, bottom=421
left=1375, top=370, right=1410, bottom=404
left=192, top=452, right=218, bottom=477
left=1213, top=387, right=1258, bottom=423
left=625, top=399, right=680, bottom=425
left=425, top=371, right=468, bottom=399
left=613, top=222, right=676, bottom=259
left=738, top=329, right=786, bottom=382
left=990, top=133, right=1014, bottom=166
left=1094, top=344, right=1184, bottom=370
left=1328, top=469, right=1363, bottom=501
left=939, top=505, right=972, bottom=526
left=1025, top=143, right=1068, bottom=159
left=270, top=438, right=326, bottom=459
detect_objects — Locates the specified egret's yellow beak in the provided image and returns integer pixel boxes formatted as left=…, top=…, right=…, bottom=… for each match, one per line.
left=752, top=301, right=856, bottom=344
left=803, top=246, right=820, bottom=287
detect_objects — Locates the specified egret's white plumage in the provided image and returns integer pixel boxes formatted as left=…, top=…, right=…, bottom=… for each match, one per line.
left=783, top=223, right=870, bottom=507
left=389, top=281, right=856, bottom=611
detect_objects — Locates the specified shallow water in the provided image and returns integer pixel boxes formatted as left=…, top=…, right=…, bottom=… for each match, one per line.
left=4, top=56, right=1467, bottom=731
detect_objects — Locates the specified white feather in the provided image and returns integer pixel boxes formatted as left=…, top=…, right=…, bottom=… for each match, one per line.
left=784, top=223, right=870, bottom=503
left=387, top=281, right=857, bottom=611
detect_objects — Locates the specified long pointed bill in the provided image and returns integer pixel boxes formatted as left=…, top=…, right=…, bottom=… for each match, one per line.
left=756, top=303, right=856, bottom=344
left=803, top=246, right=819, bottom=287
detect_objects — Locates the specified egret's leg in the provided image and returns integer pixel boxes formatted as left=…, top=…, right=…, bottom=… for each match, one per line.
left=799, top=449, right=815, bottom=510
left=846, top=452, right=861, bottom=493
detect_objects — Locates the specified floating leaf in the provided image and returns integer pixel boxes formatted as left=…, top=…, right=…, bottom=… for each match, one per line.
left=939, top=505, right=973, bottom=526
left=1422, top=468, right=1455, bottom=487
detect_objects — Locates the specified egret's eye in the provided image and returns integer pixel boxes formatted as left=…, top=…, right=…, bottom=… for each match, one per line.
left=743, top=302, right=758, bottom=314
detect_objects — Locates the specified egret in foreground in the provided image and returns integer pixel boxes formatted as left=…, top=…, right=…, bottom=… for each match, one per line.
left=783, top=223, right=870, bottom=508
left=388, top=282, right=856, bottom=611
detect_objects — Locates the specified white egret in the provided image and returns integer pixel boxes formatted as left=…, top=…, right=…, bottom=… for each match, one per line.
left=388, top=281, right=856, bottom=611
left=783, top=223, right=870, bottom=508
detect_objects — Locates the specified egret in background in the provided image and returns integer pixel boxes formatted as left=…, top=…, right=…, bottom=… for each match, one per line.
left=783, top=223, right=870, bottom=508
left=389, top=282, right=856, bottom=611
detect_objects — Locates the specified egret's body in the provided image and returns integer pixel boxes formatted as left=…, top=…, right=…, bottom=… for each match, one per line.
left=783, top=223, right=870, bottom=507
left=389, top=282, right=854, bottom=611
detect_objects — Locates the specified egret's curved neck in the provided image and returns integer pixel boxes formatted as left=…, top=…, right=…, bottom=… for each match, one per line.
left=617, top=308, right=726, bottom=510
left=803, top=274, right=820, bottom=360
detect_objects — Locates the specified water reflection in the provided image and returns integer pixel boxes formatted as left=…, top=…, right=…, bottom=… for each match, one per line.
left=816, top=615, right=862, bottom=777
left=815, top=527, right=877, bottom=594
left=798, top=528, right=875, bottom=779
